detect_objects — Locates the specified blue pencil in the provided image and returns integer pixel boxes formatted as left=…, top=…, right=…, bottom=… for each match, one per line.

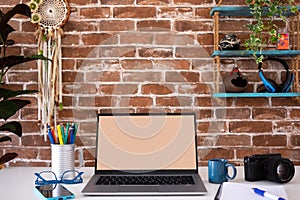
left=47, top=126, right=55, bottom=144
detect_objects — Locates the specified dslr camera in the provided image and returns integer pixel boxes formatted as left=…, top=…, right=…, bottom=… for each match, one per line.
left=244, top=154, right=295, bottom=183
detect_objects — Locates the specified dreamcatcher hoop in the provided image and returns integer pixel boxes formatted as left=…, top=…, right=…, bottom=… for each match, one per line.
left=29, top=0, right=70, bottom=139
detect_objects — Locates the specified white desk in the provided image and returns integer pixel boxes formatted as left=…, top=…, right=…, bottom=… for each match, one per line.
left=0, top=167, right=299, bottom=200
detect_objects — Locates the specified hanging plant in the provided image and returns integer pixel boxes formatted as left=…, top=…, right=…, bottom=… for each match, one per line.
left=0, top=4, right=49, bottom=167
left=244, top=0, right=298, bottom=63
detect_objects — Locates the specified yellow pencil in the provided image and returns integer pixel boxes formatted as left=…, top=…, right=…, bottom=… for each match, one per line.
left=57, top=125, right=64, bottom=145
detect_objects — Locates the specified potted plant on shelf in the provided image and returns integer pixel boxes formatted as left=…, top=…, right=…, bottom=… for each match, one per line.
left=244, top=0, right=298, bottom=63
left=0, top=4, right=48, bottom=168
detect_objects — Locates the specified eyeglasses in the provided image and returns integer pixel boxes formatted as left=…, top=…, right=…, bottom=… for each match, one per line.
left=34, top=170, right=84, bottom=185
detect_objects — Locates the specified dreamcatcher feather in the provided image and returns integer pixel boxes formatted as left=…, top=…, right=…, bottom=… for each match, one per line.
left=28, top=0, right=70, bottom=139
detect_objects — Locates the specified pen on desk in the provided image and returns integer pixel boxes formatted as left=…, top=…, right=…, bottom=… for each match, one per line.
left=252, top=188, right=285, bottom=200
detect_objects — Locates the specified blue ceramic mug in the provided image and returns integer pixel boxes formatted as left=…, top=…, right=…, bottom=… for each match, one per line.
left=208, top=158, right=237, bottom=184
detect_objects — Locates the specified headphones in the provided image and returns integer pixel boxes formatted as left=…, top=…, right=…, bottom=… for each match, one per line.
left=258, top=57, right=294, bottom=93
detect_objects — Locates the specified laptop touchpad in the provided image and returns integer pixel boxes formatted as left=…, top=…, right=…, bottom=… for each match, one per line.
left=119, top=186, right=159, bottom=192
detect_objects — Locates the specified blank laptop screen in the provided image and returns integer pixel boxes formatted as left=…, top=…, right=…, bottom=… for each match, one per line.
left=96, top=114, right=197, bottom=171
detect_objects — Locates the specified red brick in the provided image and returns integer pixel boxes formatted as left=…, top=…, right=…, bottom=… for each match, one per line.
left=79, top=122, right=98, bottom=133
left=22, top=135, right=50, bottom=146
left=138, top=48, right=173, bottom=58
left=199, top=148, right=235, bottom=161
left=290, top=109, right=300, bottom=119
left=195, top=97, right=213, bottom=107
left=137, top=20, right=171, bottom=30
left=62, top=34, right=80, bottom=45
left=39, top=148, right=51, bottom=160
left=99, top=46, right=136, bottom=57
left=142, top=84, right=174, bottom=95
left=216, top=108, right=251, bottom=119
left=236, top=148, right=272, bottom=159
left=274, top=122, right=300, bottom=133
left=62, top=71, right=84, bottom=82
left=63, top=83, right=97, bottom=94
left=176, top=47, right=211, bottom=58
left=154, top=60, right=190, bottom=70
left=120, top=33, right=154, bottom=45
left=291, top=135, right=300, bottom=146
left=80, top=7, right=111, bottom=18
left=156, top=96, right=193, bottom=106
left=178, top=83, right=210, bottom=94
left=21, top=108, right=38, bottom=120
left=63, top=47, right=95, bottom=58
left=82, top=33, right=116, bottom=45
left=113, top=7, right=156, bottom=18
left=100, top=20, right=135, bottom=31
left=272, top=98, right=300, bottom=106
left=6, top=147, right=38, bottom=159
left=64, top=21, right=97, bottom=32
left=158, top=7, right=193, bottom=18
left=86, top=71, right=121, bottom=82
left=195, top=7, right=212, bottom=18
left=229, top=121, right=272, bottom=133
left=137, top=0, right=170, bottom=5
left=58, top=109, right=98, bottom=120
left=121, top=60, right=153, bottom=70
left=101, top=0, right=134, bottom=4
left=252, top=108, right=287, bottom=120
left=99, top=84, right=139, bottom=95
left=253, top=135, right=287, bottom=146
left=235, top=98, right=269, bottom=106
left=219, top=20, right=249, bottom=32
left=7, top=72, right=37, bottom=82
left=165, top=71, right=200, bottom=82
left=174, top=0, right=213, bottom=4
left=155, top=34, right=195, bottom=45
left=78, top=96, right=117, bottom=107
left=216, top=135, right=251, bottom=146
left=70, top=0, right=97, bottom=5
left=123, top=72, right=162, bottom=82
left=197, top=33, right=214, bottom=45
left=175, top=20, right=213, bottom=32
left=120, top=97, right=153, bottom=107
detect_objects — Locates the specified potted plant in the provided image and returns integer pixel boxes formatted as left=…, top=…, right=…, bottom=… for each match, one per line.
left=0, top=4, right=48, bottom=168
left=244, top=0, right=298, bottom=63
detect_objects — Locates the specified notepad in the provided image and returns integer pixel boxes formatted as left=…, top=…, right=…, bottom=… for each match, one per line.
left=215, top=182, right=289, bottom=200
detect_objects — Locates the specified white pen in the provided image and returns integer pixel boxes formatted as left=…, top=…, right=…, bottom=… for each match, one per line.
left=252, top=188, right=285, bottom=200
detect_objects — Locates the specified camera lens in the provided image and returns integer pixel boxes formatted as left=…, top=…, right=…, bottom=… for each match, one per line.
left=264, top=158, right=295, bottom=183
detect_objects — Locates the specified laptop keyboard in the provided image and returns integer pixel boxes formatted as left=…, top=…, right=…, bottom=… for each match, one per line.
left=96, top=175, right=195, bottom=185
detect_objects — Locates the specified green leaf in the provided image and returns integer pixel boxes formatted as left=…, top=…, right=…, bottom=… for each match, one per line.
left=1, top=4, right=31, bottom=24
left=0, top=153, right=18, bottom=165
left=0, top=24, right=15, bottom=45
left=0, top=121, right=22, bottom=136
left=0, top=136, right=12, bottom=142
left=0, top=88, right=37, bottom=100
left=0, top=99, right=31, bottom=120
left=0, top=55, right=37, bottom=71
left=0, top=100, right=18, bottom=120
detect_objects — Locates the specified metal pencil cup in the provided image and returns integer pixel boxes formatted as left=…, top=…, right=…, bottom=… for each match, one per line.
left=51, top=144, right=83, bottom=179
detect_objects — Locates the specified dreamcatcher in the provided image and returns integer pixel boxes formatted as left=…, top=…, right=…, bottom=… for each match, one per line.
left=28, top=0, right=70, bottom=138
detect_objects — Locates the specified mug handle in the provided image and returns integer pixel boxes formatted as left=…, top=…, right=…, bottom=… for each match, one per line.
left=75, top=147, right=84, bottom=168
left=225, top=163, right=237, bottom=180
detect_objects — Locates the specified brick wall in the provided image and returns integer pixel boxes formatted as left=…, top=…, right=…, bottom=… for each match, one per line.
left=1, top=0, right=300, bottom=167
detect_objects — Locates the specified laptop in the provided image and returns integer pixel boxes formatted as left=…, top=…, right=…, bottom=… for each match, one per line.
left=81, top=112, right=207, bottom=196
